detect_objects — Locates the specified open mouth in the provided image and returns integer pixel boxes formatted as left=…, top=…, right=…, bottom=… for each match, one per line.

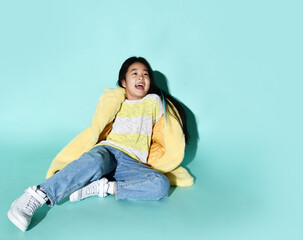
left=135, top=83, right=145, bottom=90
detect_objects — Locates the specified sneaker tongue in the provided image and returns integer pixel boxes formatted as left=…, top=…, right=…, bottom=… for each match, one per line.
left=36, top=189, right=47, bottom=199
left=26, top=187, right=47, bottom=204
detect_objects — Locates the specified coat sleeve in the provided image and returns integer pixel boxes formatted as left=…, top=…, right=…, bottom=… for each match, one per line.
left=147, top=102, right=185, bottom=172
left=148, top=101, right=185, bottom=173
left=147, top=102, right=194, bottom=186
left=45, top=87, right=126, bottom=179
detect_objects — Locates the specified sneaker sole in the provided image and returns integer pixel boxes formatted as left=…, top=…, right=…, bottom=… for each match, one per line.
left=7, top=201, right=27, bottom=232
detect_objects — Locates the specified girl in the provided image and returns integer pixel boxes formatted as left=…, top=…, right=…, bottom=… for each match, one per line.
left=8, top=57, right=194, bottom=232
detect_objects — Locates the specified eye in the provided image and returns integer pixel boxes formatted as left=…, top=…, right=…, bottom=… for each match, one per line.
left=132, top=72, right=137, bottom=75
left=144, top=73, right=149, bottom=76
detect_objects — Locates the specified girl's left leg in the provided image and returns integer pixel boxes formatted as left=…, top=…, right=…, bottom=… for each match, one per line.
left=68, top=146, right=170, bottom=201
left=107, top=147, right=170, bottom=201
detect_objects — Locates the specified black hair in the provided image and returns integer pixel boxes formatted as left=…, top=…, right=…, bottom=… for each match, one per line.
left=117, top=56, right=190, bottom=143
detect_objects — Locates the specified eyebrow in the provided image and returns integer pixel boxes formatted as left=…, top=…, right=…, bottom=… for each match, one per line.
left=130, top=68, right=149, bottom=72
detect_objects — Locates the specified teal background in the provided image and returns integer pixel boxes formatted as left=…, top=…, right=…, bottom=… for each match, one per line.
left=0, top=0, right=302, bottom=239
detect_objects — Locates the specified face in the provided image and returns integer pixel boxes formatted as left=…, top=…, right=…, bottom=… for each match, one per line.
left=122, top=62, right=151, bottom=100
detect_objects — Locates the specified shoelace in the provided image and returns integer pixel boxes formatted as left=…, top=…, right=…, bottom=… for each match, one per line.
left=25, top=197, right=40, bottom=216
left=83, top=182, right=100, bottom=197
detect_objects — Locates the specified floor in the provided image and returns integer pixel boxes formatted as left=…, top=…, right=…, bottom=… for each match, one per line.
left=0, top=141, right=298, bottom=240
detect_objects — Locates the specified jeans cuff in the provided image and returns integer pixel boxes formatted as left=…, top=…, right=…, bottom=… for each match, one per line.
left=38, top=185, right=56, bottom=207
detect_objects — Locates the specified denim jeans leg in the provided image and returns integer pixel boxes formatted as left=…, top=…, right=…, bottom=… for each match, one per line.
left=104, top=146, right=170, bottom=201
left=39, top=145, right=117, bottom=206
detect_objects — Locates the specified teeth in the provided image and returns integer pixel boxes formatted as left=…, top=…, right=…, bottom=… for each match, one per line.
left=136, top=84, right=144, bottom=87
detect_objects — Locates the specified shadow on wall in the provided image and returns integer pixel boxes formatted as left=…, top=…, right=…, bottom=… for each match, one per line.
left=153, top=71, right=199, bottom=176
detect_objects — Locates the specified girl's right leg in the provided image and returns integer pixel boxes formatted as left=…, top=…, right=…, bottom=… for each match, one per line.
left=8, top=145, right=116, bottom=231
left=40, top=145, right=117, bottom=206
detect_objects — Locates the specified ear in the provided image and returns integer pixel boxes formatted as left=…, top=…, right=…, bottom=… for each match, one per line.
left=121, top=79, right=126, bottom=88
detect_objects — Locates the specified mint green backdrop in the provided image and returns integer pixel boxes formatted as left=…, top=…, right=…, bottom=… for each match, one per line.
left=0, top=1, right=302, bottom=239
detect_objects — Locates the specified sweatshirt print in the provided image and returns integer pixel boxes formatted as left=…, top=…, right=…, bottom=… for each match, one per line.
left=99, top=93, right=164, bottom=163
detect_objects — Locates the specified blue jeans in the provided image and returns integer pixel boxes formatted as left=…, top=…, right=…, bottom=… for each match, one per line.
left=39, top=145, right=170, bottom=206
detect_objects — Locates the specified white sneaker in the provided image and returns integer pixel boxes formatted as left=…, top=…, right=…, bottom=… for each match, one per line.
left=8, top=186, right=47, bottom=232
left=70, top=178, right=109, bottom=202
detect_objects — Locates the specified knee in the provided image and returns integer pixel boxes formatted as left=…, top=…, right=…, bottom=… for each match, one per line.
left=149, top=172, right=170, bottom=200
left=80, top=148, right=112, bottom=172
left=87, top=147, right=111, bottom=164
left=78, top=152, right=103, bottom=172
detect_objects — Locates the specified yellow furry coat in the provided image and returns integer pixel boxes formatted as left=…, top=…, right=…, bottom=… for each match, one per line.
left=46, top=88, right=194, bottom=186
